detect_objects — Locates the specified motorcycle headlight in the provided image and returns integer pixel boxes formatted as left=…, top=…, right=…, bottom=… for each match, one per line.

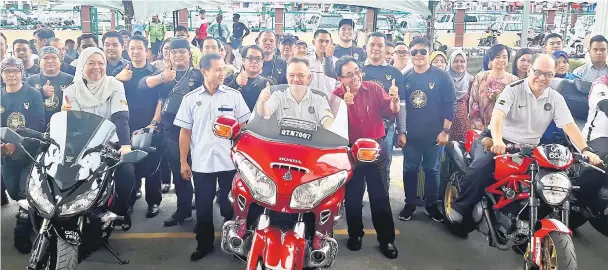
left=234, top=152, right=277, bottom=205
left=536, top=172, right=571, bottom=206
left=27, top=174, right=54, bottom=215
left=290, top=170, right=348, bottom=210
left=59, top=181, right=101, bottom=216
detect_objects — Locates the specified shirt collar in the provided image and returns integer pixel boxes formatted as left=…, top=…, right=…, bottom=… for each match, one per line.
left=201, top=84, right=227, bottom=95
left=591, top=62, right=608, bottom=70
left=364, top=59, right=388, bottom=66
left=286, top=86, right=311, bottom=103
left=524, top=78, right=550, bottom=100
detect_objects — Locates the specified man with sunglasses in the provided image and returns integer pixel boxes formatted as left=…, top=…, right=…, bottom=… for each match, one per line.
left=447, top=54, right=603, bottom=225
left=396, top=37, right=456, bottom=223
left=224, top=45, right=270, bottom=111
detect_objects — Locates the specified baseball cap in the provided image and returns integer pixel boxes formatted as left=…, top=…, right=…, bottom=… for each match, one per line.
left=279, top=34, right=297, bottom=45
left=338, top=19, right=354, bottom=30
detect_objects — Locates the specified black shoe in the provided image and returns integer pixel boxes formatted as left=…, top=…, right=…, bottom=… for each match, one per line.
left=347, top=236, right=363, bottom=251
left=161, top=184, right=170, bottom=194
left=398, top=204, right=417, bottom=221
left=424, top=204, right=444, bottom=222
left=379, top=243, right=398, bottom=259
left=164, top=211, right=192, bottom=227
left=190, top=246, right=214, bottom=261
left=146, top=204, right=160, bottom=218
left=135, top=190, right=142, bottom=200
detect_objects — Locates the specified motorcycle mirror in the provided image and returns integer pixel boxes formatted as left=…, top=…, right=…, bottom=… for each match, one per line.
left=351, top=138, right=380, bottom=163
left=119, top=150, right=148, bottom=164
left=1, top=127, right=24, bottom=145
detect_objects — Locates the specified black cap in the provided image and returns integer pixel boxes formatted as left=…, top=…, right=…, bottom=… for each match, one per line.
left=170, top=38, right=190, bottom=50
left=279, top=34, right=297, bottom=45
left=338, top=19, right=354, bottom=30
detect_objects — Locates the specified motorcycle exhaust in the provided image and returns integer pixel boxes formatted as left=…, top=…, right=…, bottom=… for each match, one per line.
left=310, top=250, right=326, bottom=263
left=99, top=212, right=124, bottom=223
left=482, top=201, right=514, bottom=251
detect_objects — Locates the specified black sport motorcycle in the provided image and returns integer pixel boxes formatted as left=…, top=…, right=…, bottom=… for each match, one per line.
left=1, top=111, right=147, bottom=270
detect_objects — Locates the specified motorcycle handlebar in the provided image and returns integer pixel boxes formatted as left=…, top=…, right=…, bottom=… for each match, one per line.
left=481, top=137, right=534, bottom=154
left=17, top=127, right=46, bottom=141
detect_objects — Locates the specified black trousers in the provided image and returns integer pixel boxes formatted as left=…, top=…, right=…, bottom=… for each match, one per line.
left=193, top=170, right=235, bottom=248
left=1, top=160, right=33, bottom=200
left=164, top=134, right=193, bottom=214
left=345, top=138, right=396, bottom=245
left=130, top=149, right=163, bottom=207
left=451, top=138, right=496, bottom=214
left=577, top=137, right=608, bottom=209
left=161, top=158, right=172, bottom=185
left=112, top=163, right=136, bottom=216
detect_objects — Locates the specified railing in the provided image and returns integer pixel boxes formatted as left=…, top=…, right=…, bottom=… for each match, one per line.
left=1, top=8, right=82, bottom=30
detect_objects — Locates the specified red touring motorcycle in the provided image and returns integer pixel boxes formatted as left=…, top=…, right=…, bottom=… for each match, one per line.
left=443, top=131, right=583, bottom=270
left=213, top=85, right=379, bottom=270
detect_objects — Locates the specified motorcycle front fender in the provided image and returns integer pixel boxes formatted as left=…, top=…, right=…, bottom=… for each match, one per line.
left=53, top=218, right=83, bottom=246
left=246, top=227, right=307, bottom=270
left=529, top=219, right=572, bottom=266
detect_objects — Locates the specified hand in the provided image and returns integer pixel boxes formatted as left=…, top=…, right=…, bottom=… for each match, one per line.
left=115, top=65, right=133, bottom=82
left=42, top=80, right=55, bottom=98
left=396, top=134, right=407, bottom=148
left=490, top=140, right=506, bottom=155
left=1, top=143, right=16, bottom=155
left=236, top=71, right=248, bottom=87
left=389, top=79, right=399, bottom=102
left=324, top=43, right=335, bottom=58
left=180, top=163, right=192, bottom=181
left=344, top=86, right=354, bottom=105
left=437, top=131, right=449, bottom=146
left=582, top=151, right=602, bottom=166
left=119, top=145, right=132, bottom=156
left=61, top=95, right=72, bottom=111
left=162, top=64, right=176, bottom=82
left=259, top=82, right=271, bottom=102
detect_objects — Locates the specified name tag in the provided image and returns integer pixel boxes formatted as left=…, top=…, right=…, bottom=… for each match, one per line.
left=218, top=107, right=233, bottom=112
left=280, top=128, right=312, bottom=140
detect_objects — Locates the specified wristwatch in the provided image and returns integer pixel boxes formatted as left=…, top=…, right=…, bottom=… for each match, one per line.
left=150, top=120, right=159, bottom=126
left=442, top=128, right=451, bottom=133
left=581, top=146, right=595, bottom=153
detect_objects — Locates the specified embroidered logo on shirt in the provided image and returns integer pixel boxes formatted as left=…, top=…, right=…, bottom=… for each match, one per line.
left=189, top=78, right=195, bottom=87
left=498, top=99, right=506, bottom=105
left=7, top=112, right=26, bottom=129
left=410, top=90, right=427, bottom=109
left=23, top=103, right=30, bottom=110
left=544, top=103, right=553, bottom=111
left=196, top=101, right=202, bottom=106
left=353, top=53, right=360, bottom=60
left=600, top=92, right=606, bottom=97
left=35, top=84, right=41, bottom=89
left=44, top=95, right=59, bottom=111
left=518, top=104, right=526, bottom=108
left=386, top=74, right=392, bottom=81
left=308, top=106, right=315, bottom=114
left=429, top=82, right=435, bottom=90
left=277, top=69, right=282, bottom=75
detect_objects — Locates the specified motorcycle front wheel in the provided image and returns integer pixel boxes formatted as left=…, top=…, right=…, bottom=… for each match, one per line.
left=524, top=232, right=577, bottom=270
left=442, top=171, right=476, bottom=237
left=47, top=238, right=78, bottom=270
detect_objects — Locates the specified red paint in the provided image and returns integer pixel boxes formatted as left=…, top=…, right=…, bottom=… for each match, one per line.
left=464, top=129, right=481, bottom=153
left=246, top=227, right=307, bottom=270
left=530, top=219, right=572, bottom=268
left=532, top=147, right=574, bottom=170
left=486, top=174, right=531, bottom=210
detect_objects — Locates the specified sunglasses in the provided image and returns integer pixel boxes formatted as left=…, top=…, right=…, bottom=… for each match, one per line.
left=410, top=49, right=428, bottom=56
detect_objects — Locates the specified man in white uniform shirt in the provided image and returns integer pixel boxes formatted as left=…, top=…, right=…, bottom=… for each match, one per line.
left=307, top=29, right=338, bottom=97
left=174, top=54, right=250, bottom=261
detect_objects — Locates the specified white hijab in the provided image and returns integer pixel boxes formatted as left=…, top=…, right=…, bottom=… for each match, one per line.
left=72, top=47, right=122, bottom=108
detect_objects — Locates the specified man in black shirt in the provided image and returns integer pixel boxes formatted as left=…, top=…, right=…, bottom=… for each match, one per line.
left=119, top=30, right=132, bottom=61
left=117, top=35, right=163, bottom=218
left=334, top=19, right=366, bottom=62
left=230, top=14, right=250, bottom=49
left=1, top=57, right=45, bottom=254
left=257, top=30, right=287, bottom=85
left=26, top=46, right=73, bottom=125
left=361, top=32, right=404, bottom=190
left=140, top=38, right=204, bottom=226
left=48, top=37, right=76, bottom=75
left=12, top=39, right=40, bottom=78
left=103, top=31, right=130, bottom=76
left=224, top=45, right=270, bottom=111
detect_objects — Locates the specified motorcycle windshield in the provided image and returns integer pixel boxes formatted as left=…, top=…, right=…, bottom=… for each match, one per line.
left=249, top=84, right=349, bottom=148
left=43, top=111, right=117, bottom=186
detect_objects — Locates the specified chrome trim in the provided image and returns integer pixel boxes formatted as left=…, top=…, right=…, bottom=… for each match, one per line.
left=269, top=162, right=310, bottom=174
left=320, top=210, right=331, bottom=225
left=237, top=195, right=246, bottom=211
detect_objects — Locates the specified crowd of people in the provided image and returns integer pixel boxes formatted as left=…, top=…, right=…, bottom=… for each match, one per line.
left=1, top=13, right=607, bottom=263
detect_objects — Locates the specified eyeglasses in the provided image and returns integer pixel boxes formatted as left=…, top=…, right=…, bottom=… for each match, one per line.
left=531, top=69, right=554, bottom=78
left=245, top=56, right=263, bottom=63
left=340, top=70, right=363, bottom=79
left=395, top=50, right=410, bottom=56
left=410, top=49, right=428, bottom=56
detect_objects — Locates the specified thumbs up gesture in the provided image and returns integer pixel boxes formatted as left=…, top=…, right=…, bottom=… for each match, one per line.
left=115, top=65, right=133, bottom=82
left=61, top=95, right=73, bottom=111
left=42, top=80, right=55, bottom=98
left=344, top=85, right=354, bottom=105
left=162, top=63, right=176, bottom=82
left=236, top=71, right=248, bottom=87
left=259, top=82, right=271, bottom=102
left=389, top=79, right=399, bottom=103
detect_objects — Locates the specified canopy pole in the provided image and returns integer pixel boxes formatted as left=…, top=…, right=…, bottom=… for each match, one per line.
left=427, top=0, right=438, bottom=42
left=521, top=0, right=530, bottom=48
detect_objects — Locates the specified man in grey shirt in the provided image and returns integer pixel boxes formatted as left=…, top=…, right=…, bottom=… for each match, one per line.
left=256, top=58, right=334, bottom=129
left=448, top=54, right=603, bottom=224
left=573, top=35, right=608, bottom=82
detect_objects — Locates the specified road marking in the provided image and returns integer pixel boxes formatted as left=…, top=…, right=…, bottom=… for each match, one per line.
left=111, top=229, right=400, bottom=240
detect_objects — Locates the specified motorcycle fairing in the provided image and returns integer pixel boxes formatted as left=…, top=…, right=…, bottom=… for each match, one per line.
left=529, top=219, right=572, bottom=268
left=246, top=227, right=307, bottom=270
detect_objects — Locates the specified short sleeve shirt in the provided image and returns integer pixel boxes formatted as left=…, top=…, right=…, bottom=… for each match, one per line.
left=63, top=84, right=129, bottom=119
left=582, top=83, right=608, bottom=141
left=266, top=87, right=333, bottom=127
left=173, top=85, right=250, bottom=173
left=493, top=79, right=574, bottom=145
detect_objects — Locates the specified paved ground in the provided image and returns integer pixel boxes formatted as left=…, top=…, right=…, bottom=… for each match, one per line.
left=2, top=156, right=608, bottom=270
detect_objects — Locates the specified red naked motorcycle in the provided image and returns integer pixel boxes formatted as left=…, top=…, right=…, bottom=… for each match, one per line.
left=443, top=131, right=583, bottom=269
left=214, top=85, right=380, bottom=270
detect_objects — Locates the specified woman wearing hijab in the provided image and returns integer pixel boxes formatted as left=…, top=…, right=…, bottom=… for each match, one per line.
left=430, top=51, right=448, bottom=69
left=446, top=50, right=474, bottom=141
left=61, top=47, right=135, bottom=230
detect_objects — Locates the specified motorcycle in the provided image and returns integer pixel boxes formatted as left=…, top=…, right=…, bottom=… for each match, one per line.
left=443, top=133, right=584, bottom=269
left=479, top=29, right=500, bottom=47
left=0, top=111, right=148, bottom=270
left=216, top=85, right=380, bottom=270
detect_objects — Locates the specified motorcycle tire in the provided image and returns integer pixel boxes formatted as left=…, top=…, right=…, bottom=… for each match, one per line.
left=589, top=216, right=608, bottom=237
left=524, top=232, right=577, bottom=270
left=442, top=171, right=476, bottom=237
left=53, top=238, right=78, bottom=270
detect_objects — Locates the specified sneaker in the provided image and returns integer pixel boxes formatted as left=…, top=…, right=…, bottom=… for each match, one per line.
left=424, top=204, right=444, bottom=222
left=398, top=205, right=417, bottom=221
left=164, top=211, right=193, bottom=227
left=161, top=184, right=170, bottom=194
left=447, top=208, right=463, bottom=223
